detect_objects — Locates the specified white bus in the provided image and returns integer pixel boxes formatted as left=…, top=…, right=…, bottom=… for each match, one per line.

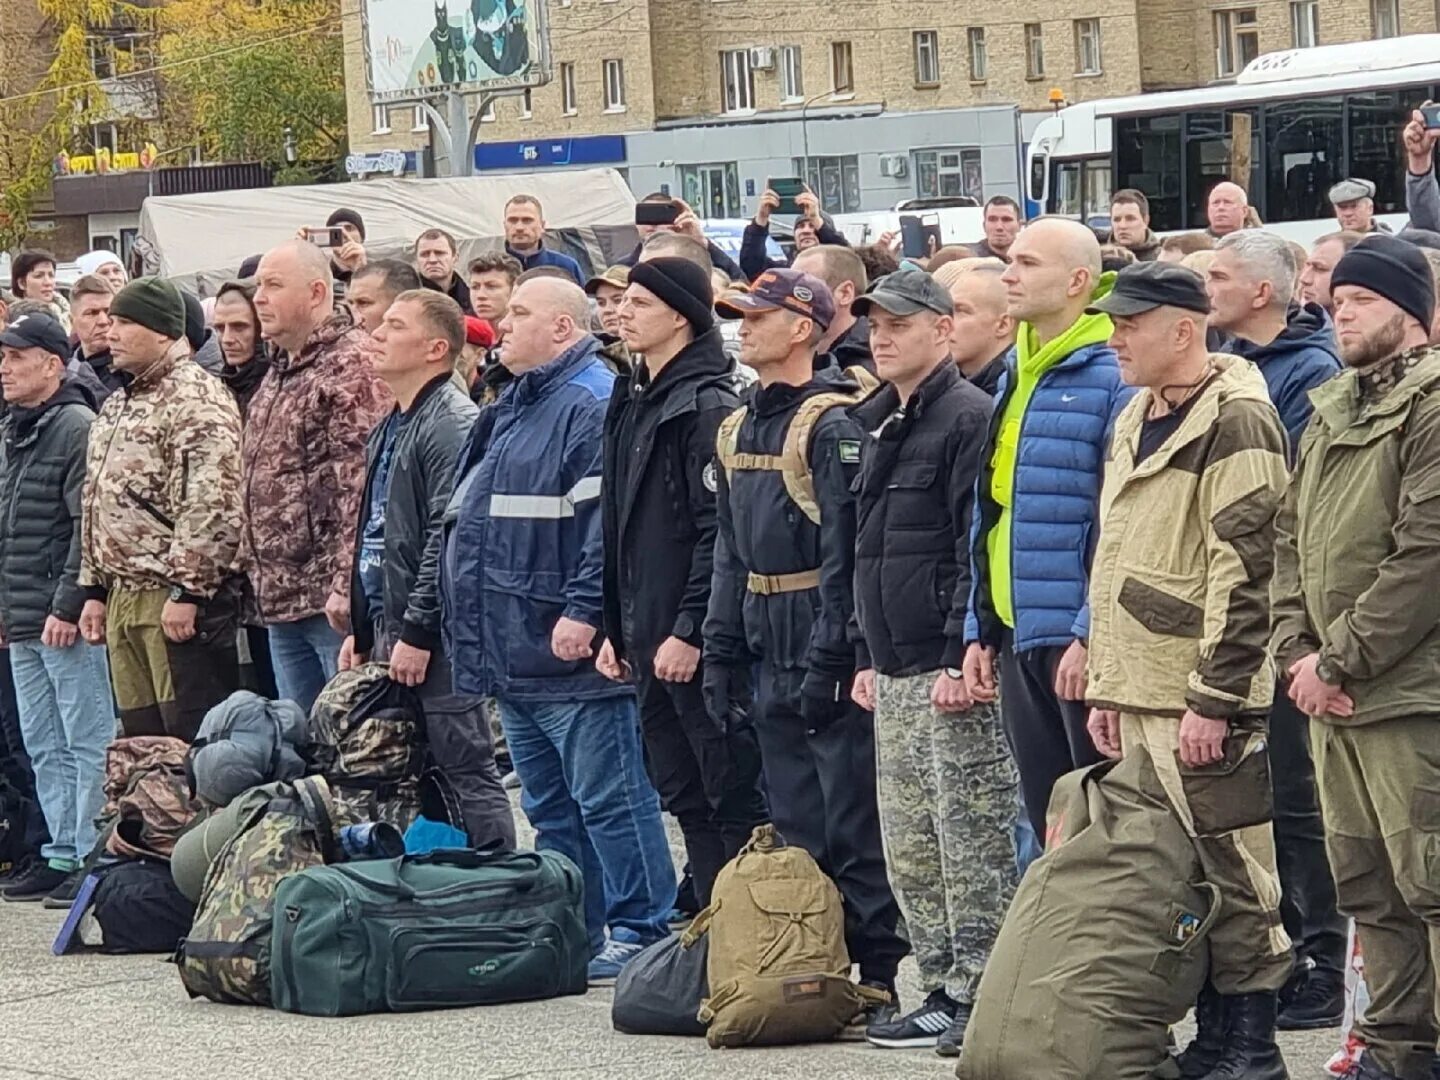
left=1026, top=34, right=1440, bottom=242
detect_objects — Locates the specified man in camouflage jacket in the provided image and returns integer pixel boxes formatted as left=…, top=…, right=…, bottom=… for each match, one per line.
left=79, top=277, right=246, bottom=741
left=244, top=240, right=391, bottom=711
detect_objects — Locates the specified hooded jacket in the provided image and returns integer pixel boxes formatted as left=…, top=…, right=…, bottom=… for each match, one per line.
left=80, top=341, right=245, bottom=600
left=600, top=328, right=737, bottom=662
left=966, top=276, right=1134, bottom=652
left=192, top=332, right=226, bottom=377
left=851, top=360, right=993, bottom=676
left=241, top=306, right=392, bottom=624
left=217, top=348, right=270, bottom=422
left=442, top=335, right=624, bottom=701
left=1273, top=346, right=1440, bottom=726
left=0, top=380, right=95, bottom=640
left=1224, top=303, right=1341, bottom=458
left=1087, top=355, right=1288, bottom=719
left=819, top=316, right=874, bottom=375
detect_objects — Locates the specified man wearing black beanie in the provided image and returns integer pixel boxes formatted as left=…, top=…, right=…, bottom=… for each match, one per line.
left=1273, top=231, right=1440, bottom=1080
left=294, top=208, right=368, bottom=299
left=597, top=257, right=766, bottom=910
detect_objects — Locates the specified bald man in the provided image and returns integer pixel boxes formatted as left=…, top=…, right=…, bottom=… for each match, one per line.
left=442, top=275, right=677, bottom=985
left=245, top=239, right=392, bottom=710
left=1207, top=182, right=1250, bottom=240
left=934, top=257, right=1015, bottom=395
left=963, top=218, right=1134, bottom=857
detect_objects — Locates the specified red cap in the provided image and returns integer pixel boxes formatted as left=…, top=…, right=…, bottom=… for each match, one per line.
left=465, top=316, right=496, bottom=348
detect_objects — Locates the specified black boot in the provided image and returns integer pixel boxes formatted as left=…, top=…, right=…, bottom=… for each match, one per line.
left=1200, top=992, right=1289, bottom=1080
left=1176, top=982, right=1228, bottom=1079
left=1277, top=966, right=1343, bottom=1030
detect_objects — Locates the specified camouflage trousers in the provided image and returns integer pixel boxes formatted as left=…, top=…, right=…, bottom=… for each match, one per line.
left=1120, top=713, right=1291, bottom=995
left=874, top=671, right=1019, bottom=1002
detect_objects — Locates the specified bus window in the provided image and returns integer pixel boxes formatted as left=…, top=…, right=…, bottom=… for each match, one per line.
left=1185, top=108, right=1260, bottom=229
left=1265, top=96, right=1344, bottom=225
left=1115, top=114, right=1182, bottom=232
left=1348, top=89, right=1421, bottom=215
left=1053, top=161, right=1082, bottom=216
left=1051, top=159, right=1112, bottom=219
left=1029, top=152, right=1048, bottom=206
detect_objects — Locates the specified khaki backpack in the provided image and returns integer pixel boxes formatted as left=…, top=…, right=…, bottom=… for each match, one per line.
left=685, top=824, right=887, bottom=1047
left=178, top=775, right=340, bottom=1006
left=715, top=368, right=874, bottom=524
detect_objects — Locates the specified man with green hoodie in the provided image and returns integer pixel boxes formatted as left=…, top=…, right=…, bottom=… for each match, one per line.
left=1274, top=234, right=1440, bottom=1080
left=961, top=218, right=1134, bottom=846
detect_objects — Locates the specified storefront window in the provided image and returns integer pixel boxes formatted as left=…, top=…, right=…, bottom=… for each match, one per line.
left=914, top=148, right=983, bottom=200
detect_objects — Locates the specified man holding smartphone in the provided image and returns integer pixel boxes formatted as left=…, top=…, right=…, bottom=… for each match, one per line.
left=617, top=193, right=744, bottom=281
left=740, top=184, right=849, bottom=281
left=1404, top=103, right=1440, bottom=234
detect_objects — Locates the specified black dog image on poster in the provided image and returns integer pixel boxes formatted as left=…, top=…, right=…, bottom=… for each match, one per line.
left=470, top=0, right=530, bottom=76
left=430, top=1, right=467, bottom=84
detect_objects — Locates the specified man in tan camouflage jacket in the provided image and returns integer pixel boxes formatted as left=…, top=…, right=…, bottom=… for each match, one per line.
left=78, top=276, right=246, bottom=741
left=244, top=240, right=391, bottom=710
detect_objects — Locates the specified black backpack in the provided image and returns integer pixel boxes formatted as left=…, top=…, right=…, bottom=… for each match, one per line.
left=92, top=859, right=197, bottom=954
left=0, top=776, right=40, bottom=874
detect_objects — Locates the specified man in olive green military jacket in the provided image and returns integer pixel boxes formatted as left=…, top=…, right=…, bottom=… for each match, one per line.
left=1273, top=235, right=1440, bottom=1080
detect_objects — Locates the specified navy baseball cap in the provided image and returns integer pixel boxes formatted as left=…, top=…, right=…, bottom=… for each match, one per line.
left=715, top=267, right=836, bottom=330
left=0, top=312, right=71, bottom=358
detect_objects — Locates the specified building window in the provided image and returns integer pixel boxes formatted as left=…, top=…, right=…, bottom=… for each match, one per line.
left=1371, top=0, right=1399, bottom=37
left=560, top=62, right=577, bottom=115
left=603, top=59, right=626, bottom=111
left=720, top=49, right=755, bottom=113
left=1215, top=8, right=1260, bottom=77
left=680, top=162, right=742, bottom=218
left=90, top=123, right=118, bottom=155
left=520, top=88, right=533, bottom=118
left=795, top=154, right=861, bottom=213
left=831, top=41, right=854, bottom=95
left=372, top=104, right=390, bottom=134
left=966, top=28, right=987, bottom=81
left=1074, top=18, right=1102, bottom=74
left=914, top=30, right=940, bottom=86
left=1025, top=23, right=1045, bottom=78
left=86, top=34, right=115, bottom=80
left=1290, top=0, right=1320, bottom=46
left=780, top=45, right=804, bottom=102
left=914, top=147, right=983, bottom=200
left=412, top=105, right=429, bottom=131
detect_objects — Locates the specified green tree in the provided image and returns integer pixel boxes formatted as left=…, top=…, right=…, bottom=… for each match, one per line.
left=157, top=0, right=346, bottom=183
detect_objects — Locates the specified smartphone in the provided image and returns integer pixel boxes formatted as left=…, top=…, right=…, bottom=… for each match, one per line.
left=768, top=177, right=806, bottom=216
left=900, top=214, right=943, bottom=259
left=635, top=202, right=680, bottom=226
left=304, top=226, right=345, bottom=248
left=1422, top=103, right=1440, bottom=130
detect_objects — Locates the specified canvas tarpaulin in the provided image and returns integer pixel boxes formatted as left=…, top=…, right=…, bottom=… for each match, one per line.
left=135, top=169, right=639, bottom=295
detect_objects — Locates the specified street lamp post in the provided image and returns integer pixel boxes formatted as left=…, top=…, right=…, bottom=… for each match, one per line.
left=283, top=125, right=297, bottom=166
left=799, top=88, right=835, bottom=190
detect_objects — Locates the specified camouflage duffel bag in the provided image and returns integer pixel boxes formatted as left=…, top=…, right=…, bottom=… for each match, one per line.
left=102, top=736, right=200, bottom=862
left=177, top=776, right=340, bottom=1006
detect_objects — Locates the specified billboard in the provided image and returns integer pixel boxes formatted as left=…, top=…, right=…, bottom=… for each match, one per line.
left=363, top=0, right=550, bottom=101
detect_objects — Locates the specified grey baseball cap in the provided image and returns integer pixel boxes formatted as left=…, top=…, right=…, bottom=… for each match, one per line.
left=851, top=269, right=954, bottom=318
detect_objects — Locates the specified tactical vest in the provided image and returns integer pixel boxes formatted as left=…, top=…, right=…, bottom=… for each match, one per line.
left=715, top=367, right=875, bottom=595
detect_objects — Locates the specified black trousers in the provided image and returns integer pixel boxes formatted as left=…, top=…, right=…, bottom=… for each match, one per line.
left=636, top=664, right=768, bottom=908
left=0, top=648, right=48, bottom=852
left=753, top=663, right=908, bottom=985
left=1270, top=691, right=1347, bottom=978
left=998, top=632, right=1104, bottom=842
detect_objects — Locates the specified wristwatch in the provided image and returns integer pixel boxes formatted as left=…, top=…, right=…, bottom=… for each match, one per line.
left=1315, top=653, right=1345, bottom=687
left=943, top=667, right=964, bottom=680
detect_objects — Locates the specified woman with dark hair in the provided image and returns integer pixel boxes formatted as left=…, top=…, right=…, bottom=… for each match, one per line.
left=211, top=281, right=270, bottom=419
left=10, top=251, right=69, bottom=330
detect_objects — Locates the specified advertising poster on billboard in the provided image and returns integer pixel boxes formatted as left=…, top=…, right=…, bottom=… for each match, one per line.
left=364, top=0, right=550, bottom=101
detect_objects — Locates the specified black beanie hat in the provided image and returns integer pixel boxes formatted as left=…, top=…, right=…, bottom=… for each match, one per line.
left=326, top=207, right=366, bottom=241
left=237, top=253, right=262, bottom=279
left=110, top=276, right=187, bottom=341
left=181, top=289, right=206, bottom=351
left=1331, top=234, right=1436, bottom=331
left=628, top=257, right=714, bottom=334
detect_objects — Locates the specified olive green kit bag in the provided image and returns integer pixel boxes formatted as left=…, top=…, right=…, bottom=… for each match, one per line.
left=686, top=824, right=888, bottom=1048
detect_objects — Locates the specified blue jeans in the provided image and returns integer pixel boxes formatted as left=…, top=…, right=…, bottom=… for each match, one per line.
left=267, top=614, right=342, bottom=712
left=10, top=640, right=114, bottom=866
left=1015, top=784, right=1044, bottom=877
left=497, top=694, right=675, bottom=954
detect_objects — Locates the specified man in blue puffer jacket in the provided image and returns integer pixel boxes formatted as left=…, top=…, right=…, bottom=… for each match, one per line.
left=441, top=276, right=675, bottom=986
left=960, top=218, right=1134, bottom=846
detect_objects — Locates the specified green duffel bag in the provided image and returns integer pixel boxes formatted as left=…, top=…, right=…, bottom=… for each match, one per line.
left=270, top=846, right=588, bottom=1016
left=958, top=751, right=1221, bottom=1080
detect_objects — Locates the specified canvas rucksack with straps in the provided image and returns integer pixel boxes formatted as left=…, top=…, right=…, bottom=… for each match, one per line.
left=685, top=824, right=888, bottom=1047
left=715, top=371, right=874, bottom=525
left=101, top=736, right=200, bottom=862
left=177, top=775, right=340, bottom=1006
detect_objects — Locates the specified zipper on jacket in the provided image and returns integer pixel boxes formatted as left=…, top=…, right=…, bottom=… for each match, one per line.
left=181, top=448, right=190, bottom=504
left=124, top=484, right=175, bottom=530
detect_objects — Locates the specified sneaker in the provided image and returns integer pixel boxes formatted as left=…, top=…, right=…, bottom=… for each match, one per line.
left=1279, top=969, right=1344, bottom=1030
left=587, top=936, right=644, bottom=986
left=0, top=854, right=37, bottom=886
left=935, top=1000, right=973, bottom=1057
left=501, top=770, right=521, bottom=791
left=42, top=870, right=87, bottom=910
left=865, top=988, right=957, bottom=1049
left=1, top=861, right=68, bottom=902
